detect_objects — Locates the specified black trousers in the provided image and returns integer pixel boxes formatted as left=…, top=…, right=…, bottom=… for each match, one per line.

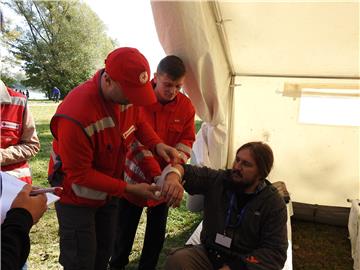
left=55, top=198, right=118, bottom=270
left=109, top=199, right=169, bottom=270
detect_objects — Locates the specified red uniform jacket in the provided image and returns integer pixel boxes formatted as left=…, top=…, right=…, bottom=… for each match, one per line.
left=1, top=88, right=32, bottom=183
left=142, top=92, right=196, bottom=168
left=48, top=70, right=162, bottom=207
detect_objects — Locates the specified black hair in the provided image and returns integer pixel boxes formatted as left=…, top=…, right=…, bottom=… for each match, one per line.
left=157, top=55, right=186, bottom=80
left=236, top=142, right=274, bottom=179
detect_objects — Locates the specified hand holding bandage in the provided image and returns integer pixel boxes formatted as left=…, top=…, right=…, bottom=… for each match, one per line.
left=156, top=164, right=184, bottom=207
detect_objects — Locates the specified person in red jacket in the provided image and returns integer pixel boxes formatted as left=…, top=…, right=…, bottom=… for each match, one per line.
left=48, top=48, right=183, bottom=270
left=0, top=79, right=40, bottom=184
left=110, top=55, right=195, bottom=270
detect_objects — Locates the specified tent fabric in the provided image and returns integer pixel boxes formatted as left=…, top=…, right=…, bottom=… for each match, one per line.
left=348, top=199, right=360, bottom=270
left=151, top=1, right=231, bottom=170
left=217, top=2, right=359, bottom=78
left=232, top=76, right=359, bottom=207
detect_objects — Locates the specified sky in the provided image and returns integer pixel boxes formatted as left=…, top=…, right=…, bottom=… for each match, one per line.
left=85, top=0, right=165, bottom=74
left=0, top=0, right=165, bottom=76
left=0, top=0, right=165, bottom=97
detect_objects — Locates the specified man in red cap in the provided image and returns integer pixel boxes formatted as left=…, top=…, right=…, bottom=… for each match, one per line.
left=48, top=47, right=183, bottom=270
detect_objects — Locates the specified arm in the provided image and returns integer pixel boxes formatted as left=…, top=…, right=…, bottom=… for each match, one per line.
left=1, top=208, right=32, bottom=270
left=161, top=164, right=221, bottom=207
left=1, top=184, right=47, bottom=270
left=135, top=109, right=162, bottom=149
left=136, top=113, right=180, bottom=163
left=0, top=106, right=40, bottom=166
left=174, top=104, right=196, bottom=163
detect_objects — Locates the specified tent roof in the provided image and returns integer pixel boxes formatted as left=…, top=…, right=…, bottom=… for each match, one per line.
left=215, top=2, right=359, bottom=78
left=152, top=1, right=359, bottom=207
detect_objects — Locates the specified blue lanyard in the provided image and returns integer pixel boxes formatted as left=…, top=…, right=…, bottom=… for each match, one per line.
left=225, top=193, right=246, bottom=229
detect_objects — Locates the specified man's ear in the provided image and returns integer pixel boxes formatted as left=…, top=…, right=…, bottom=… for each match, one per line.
left=103, top=72, right=113, bottom=87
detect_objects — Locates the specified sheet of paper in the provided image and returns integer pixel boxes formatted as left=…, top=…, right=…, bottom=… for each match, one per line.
left=0, top=171, right=59, bottom=224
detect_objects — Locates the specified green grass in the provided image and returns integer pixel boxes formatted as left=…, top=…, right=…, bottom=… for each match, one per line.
left=292, top=219, right=353, bottom=270
left=28, top=102, right=60, bottom=269
left=26, top=101, right=353, bottom=269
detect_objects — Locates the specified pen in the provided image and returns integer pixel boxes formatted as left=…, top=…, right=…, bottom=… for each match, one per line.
left=30, top=187, right=63, bottom=196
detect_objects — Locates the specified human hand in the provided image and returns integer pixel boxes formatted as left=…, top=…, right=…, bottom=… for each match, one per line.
left=218, top=264, right=231, bottom=270
left=162, top=168, right=184, bottom=207
left=125, top=182, right=161, bottom=201
left=155, top=143, right=182, bottom=164
left=11, top=184, right=48, bottom=224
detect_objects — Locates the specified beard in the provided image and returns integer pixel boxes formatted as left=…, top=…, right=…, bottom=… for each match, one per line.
left=228, top=169, right=254, bottom=192
left=229, top=169, right=261, bottom=193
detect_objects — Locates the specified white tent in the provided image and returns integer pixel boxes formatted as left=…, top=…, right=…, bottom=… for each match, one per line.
left=151, top=2, right=359, bottom=268
left=151, top=0, right=359, bottom=213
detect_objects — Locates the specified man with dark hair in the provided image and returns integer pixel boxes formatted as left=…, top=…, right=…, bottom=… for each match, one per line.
left=162, top=141, right=288, bottom=270
left=48, top=48, right=181, bottom=270
left=109, top=55, right=196, bottom=270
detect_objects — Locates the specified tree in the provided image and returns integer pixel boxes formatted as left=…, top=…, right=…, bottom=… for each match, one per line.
left=2, top=0, right=115, bottom=97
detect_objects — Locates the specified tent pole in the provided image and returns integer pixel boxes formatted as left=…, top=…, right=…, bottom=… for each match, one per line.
left=209, top=1, right=235, bottom=76
left=226, top=75, right=236, bottom=168
left=209, top=1, right=238, bottom=168
left=235, top=73, right=360, bottom=80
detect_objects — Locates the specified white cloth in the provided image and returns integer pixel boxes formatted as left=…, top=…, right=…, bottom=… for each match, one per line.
left=348, top=199, right=360, bottom=270
left=186, top=122, right=228, bottom=211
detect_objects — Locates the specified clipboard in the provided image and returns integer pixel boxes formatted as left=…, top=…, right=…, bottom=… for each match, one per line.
left=0, top=172, right=60, bottom=224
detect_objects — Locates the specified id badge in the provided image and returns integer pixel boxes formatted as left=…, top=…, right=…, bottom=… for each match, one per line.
left=215, top=233, right=232, bottom=248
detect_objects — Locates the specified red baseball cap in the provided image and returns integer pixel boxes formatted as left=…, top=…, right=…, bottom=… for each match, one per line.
left=105, top=47, right=156, bottom=106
